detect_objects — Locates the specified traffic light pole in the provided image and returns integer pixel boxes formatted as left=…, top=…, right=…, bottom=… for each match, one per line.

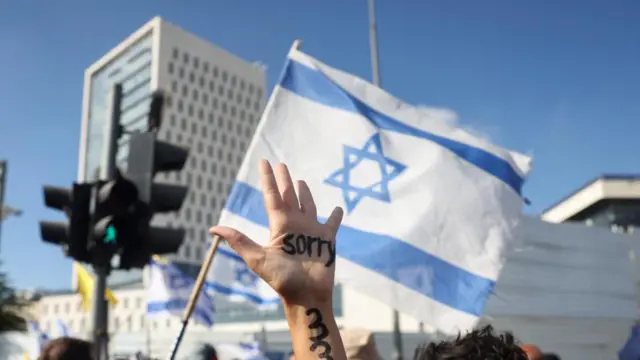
left=92, top=83, right=122, bottom=360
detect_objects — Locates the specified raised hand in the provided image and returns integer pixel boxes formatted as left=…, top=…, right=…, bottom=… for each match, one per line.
left=209, top=159, right=344, bottom=305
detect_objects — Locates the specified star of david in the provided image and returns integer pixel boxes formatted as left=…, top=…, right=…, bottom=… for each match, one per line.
left=234, top=263, right=259, bottom=288
left=324, top=133, right=407, bottom=213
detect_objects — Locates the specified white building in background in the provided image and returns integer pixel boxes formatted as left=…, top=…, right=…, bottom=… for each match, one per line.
left=32, top=286, right=428, bottom=357
left=77, top=16, right=266, bottom=281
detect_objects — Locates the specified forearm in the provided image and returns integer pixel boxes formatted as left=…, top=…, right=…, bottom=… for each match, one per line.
left=283, top=300, right=347, bottom=360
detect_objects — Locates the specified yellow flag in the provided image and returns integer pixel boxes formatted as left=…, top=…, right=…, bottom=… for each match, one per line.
left=74, top=263, right=118, bottom=311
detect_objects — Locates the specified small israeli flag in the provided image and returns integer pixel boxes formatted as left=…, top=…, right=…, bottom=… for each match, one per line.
left=146, top=259, right=215, bottom=327
left=56, top=319, right=70, bottom=338
left=206, top=246, right=279, bottom=308
left=27, top=321, right=49, bottom=352
left=218, top=45, right=532, bottom=334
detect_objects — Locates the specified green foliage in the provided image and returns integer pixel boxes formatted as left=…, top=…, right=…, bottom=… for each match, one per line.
left=0, top=261, right=26, bottom=332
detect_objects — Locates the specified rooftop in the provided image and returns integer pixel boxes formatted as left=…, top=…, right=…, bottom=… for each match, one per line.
left=541, top=174, right=640, bottom=223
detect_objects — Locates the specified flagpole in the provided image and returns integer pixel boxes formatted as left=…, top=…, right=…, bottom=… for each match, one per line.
left=168, top=235, right=222, bottom=360
left=145, top=319, right=151, bottom=358
left=367, top=1, right=403, bottom=360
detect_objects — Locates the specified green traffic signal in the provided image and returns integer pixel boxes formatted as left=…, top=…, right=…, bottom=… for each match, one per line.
left=104, top=224, right=117, bottom=244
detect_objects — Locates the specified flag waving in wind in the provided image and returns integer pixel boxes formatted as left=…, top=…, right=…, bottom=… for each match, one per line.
left=218, top=45, right=531, bottom=334
left=206, top=246, right=280, bottom=308
left=146, top=259, right=215, bottom=327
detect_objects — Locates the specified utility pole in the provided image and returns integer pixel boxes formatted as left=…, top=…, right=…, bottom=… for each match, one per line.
left=92, top=83, right=123, bottom=360
left=0, top=160, right=7, bottom=251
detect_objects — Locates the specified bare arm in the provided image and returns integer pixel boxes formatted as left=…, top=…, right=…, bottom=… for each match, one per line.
left=209, top=162, right=346, bottom=359
left=284, top=300, right=347, bottom=360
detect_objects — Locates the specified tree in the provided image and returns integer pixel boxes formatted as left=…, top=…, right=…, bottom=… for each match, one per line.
left=0, top=261, right=26, bottom=332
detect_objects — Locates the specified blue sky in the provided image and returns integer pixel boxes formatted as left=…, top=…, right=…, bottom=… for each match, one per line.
left=1, top=0, right=639, bottom=290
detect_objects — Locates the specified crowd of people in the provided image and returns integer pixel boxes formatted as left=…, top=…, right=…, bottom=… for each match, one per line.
left=36, top=161, right=565, bottom=360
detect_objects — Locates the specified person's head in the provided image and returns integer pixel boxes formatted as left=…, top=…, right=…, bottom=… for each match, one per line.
left=413, top=325, right=527, bottom=360
left=187, top=344, right=218, bottom=360
left=520, top=344, right=543, bottom=359
left=38, top=337, right=93, bottom=360
left=539, top=354, right=561, bottom=360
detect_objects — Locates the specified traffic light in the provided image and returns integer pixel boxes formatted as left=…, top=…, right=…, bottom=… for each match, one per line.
left=88, top=174, right=139, bottom=267
left=120, top=91, right=189, bottom=268
left=39, top=183, right=93, bottom=262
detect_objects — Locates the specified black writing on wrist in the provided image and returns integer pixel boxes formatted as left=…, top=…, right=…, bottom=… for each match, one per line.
left=306, top=308, right=333, bottom=360
left=281, top=233, right=336, bottom=267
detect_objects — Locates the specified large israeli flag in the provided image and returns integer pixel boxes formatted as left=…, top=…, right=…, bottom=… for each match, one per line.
left=146, top=259, right=215, bottom=327
left=218, top=46, right=532, bottom=334
left=206, top=246, right=280, bottom=308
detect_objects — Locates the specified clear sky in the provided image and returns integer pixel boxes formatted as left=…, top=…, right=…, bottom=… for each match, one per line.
left=1, top=0, right=639, bottom=290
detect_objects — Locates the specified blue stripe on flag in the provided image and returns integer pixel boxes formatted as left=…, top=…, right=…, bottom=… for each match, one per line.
left=279, top=59, right=524, bottom=195
left=218, top=247, right=244, bottom=262
left=147, top=300, right=214, bottom=326
left=205, top=282, right=281, bottom=305
left=225, top=181, right=495, bottom=316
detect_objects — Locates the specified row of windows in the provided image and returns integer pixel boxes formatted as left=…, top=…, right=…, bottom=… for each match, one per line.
left=160, top=48, right=263, bottom=264
left=171, top=47, right=263, bottom=98
left=41, top=296, right=145, bottom=315
left=39, top=315, right=181, bottom=336
left=169, top=77, right=260, bottom=113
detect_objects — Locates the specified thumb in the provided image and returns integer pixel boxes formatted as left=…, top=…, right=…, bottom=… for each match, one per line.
left=209, top=226, right=265, bottom=269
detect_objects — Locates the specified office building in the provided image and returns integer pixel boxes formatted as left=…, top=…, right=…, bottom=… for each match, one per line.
left=76, top=16, right=266, bottom=286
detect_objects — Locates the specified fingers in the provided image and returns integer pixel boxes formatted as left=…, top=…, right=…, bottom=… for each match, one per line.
left=209, top=226, right=265, bottom=269
left=297, top=180, right=317, bottom=220
left=324, top=206, right=344, bottom=235
left=274, top=163, right=299, bottom=211
left=260, top=160, right=284, bottom=212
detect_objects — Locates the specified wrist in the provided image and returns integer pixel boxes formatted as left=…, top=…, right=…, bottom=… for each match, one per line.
left=282, top=298, right=334, bottom=324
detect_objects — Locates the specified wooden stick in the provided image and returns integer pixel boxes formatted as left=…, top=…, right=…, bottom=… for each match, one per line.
left=168, top=235, right=222, bottom=360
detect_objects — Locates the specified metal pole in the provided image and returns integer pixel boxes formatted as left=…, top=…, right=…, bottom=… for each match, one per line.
left=0, top=160, right=7, bottom=252
left=100, top=84, right=122, bottom=181
left=367, top=1, right=403, bottom=359
left=368, top=0, right=381, bottom=86
left=92, top=83, right=122, bottom=360
left=146, top=320, right=151, bottom=358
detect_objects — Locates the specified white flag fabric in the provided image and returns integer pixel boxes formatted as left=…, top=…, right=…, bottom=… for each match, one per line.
left=218, top=47, right=532, bottom=334
left=206, top=246, right=280, bottom=308
left=146, top=259, right=215, bottom=327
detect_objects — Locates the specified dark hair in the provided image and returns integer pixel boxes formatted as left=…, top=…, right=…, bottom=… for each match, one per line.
left=413, top=325, right=527, bottom=360
left=540, top=354, right=561, bottom=360
left=38, top=337, right=93, bottom=360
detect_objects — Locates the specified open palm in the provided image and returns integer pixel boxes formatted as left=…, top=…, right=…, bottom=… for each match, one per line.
left=210, top=160, right=343, bottom=305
